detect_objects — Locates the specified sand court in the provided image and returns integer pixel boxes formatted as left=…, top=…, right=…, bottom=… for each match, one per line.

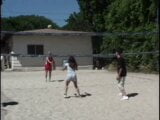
left=1, top=70, right=159, bottom=120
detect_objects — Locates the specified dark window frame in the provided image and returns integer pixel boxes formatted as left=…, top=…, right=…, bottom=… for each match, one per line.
left=27, top=44, right=44, bottom=55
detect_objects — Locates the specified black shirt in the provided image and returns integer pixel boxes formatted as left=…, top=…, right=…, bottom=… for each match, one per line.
left=117, top=57, right=127, bottom=77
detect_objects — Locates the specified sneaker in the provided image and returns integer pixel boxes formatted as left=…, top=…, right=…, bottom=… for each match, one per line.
left=64, top=94, right=68, bottom=98
left=121, top=96, right=129, bottom=100
left=74, top=93, right=81, bottom=97
left=118, top=93, right=123, bottom=96
left=76, top=94, right=81, bottom=97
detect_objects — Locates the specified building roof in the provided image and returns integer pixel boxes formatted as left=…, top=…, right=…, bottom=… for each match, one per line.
left=2, top=29, right=96, bottom=36
left=2, top=29, right=158, bottom=37
left=19, top=29, right=88, bottom=34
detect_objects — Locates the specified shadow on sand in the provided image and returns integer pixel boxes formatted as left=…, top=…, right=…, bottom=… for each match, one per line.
left=49, top=79, right=64, bottom=82
left=65, top=92, right=92, bottom=99
left=127, top=93, right=139, bottom=98
left=2, top=101, right=19, bottom=107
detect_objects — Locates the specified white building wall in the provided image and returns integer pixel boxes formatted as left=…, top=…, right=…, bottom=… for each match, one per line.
left=12, top=35, right=93, bottom=67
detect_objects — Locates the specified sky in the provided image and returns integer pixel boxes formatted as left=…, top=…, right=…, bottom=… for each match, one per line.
left=2, top=0, right=80, bottom=27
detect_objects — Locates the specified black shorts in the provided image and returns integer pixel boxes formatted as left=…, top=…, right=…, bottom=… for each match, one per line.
left=117, top=68, right=127, bottom=77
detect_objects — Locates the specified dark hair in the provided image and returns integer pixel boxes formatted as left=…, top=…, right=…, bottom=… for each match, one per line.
left=68, top=56, right=78, bottom=70
left=116, top=48, right=123, bottom=54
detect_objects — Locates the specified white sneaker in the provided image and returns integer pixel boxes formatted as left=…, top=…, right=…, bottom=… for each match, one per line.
left=64, top=94, right=68, bottom=98
left=121, top=96, right=129, bottom=100
left=118, top=93, right=123, bottom=96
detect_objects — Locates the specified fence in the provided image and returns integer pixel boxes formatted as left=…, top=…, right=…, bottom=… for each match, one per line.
left=1, top=50, right=159, bottom=71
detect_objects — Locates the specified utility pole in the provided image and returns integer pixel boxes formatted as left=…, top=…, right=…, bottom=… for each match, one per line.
left=158, top=1, right=159, bottom=42
left=156, top=2, right=159, bottom=72
left=158, top=3, right=159, bottom=53
left=0, top=0, right=2, bottom=39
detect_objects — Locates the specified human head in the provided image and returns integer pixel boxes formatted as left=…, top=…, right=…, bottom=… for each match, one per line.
left=68, top=56, right=77, bottom=69
left=115, top=48, right=123, bottom=58
left=68, top=56, right=76, bottom=63
left=48, top=51, right=52, bottom=57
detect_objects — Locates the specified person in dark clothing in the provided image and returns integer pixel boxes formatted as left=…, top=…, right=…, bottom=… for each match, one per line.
left=115, top=49, right=129, bottom=100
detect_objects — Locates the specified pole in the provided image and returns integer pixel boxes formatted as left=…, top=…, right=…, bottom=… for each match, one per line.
left=0, top=0, right=2, bottom=40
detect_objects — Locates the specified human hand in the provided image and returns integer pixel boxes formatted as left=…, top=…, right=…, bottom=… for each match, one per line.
left=116, top=76, right=120, bottom=80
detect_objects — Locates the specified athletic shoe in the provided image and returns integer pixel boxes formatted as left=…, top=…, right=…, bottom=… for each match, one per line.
left=118, top=93, right=123, bottom=96
left=121, top=96, right=129, bottom=100
left=64, top=94, right=68, bottom=98
left=76, top=94, right=81, bottom=97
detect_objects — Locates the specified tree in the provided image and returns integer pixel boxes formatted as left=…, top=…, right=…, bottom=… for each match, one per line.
left=101, top=0, right=158, bottom=72
left=63, top=0, right=111, bottom=32
left=77, top=0, right=111, bottom=32
left=63, top=0, right=158, bottom=72
left=62, top=12, right=92, bottom=31
left=2, top=15, right=59, bottom=31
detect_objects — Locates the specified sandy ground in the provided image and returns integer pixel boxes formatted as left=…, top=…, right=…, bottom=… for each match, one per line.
left=1, top=70, right=159, bottom=120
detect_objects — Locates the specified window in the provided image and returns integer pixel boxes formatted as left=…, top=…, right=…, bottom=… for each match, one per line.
left=27, top=45, right=44, bottom=55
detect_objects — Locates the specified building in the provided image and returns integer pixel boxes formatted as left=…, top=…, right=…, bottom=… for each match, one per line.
left=1, top=29, right=95, bottom=70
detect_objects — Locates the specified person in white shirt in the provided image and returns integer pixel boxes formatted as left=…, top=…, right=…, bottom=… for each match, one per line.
left=63, top=56, right=81, bottom=98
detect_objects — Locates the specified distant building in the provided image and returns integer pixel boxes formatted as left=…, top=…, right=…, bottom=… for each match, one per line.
left=1, top=29, right=95, bottom=70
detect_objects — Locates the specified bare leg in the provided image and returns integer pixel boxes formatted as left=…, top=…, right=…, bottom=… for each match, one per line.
left=117, top=77, right=127, bottom=96
left=49, top=71, right=52, bottom=81
left=73, top=80, right=80, bottom=96
left=45, top=70, right=48, bottom=82
left=64, top=80, right=70, bottom=96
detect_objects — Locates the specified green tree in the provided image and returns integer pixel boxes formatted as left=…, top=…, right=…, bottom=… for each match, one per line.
left=63, top=0, right=158, bottom=72
left=2, top=15, right=59, bottom=31
left=77, top=0, right=111, bottom=32
left=62, top=12, right=92, bottom=31
left=63, top=0, right=111, bottom=32
left=101, top=0, right=158, bottom=72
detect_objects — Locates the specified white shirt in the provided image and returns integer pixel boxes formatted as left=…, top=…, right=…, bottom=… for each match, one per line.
left=64, top=63, right=76, bottom=76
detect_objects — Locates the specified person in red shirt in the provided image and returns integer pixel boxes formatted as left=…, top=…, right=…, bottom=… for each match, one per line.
left=45, top=52, right=55, bottom=82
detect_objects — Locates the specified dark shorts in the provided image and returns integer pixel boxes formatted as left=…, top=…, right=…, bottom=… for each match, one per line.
left=117, top=68, right=127, bottom=77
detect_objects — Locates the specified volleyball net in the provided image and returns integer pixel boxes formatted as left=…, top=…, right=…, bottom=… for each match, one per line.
left=1, top=31, right=159, bottom=72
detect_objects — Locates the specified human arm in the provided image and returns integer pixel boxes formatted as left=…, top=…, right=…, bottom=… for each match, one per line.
left=45, top=57, right=52, bottom=64
left=116, top=68, right=122, bottom=80
left=62, top=66, right=67, bottom=71
left=116, top=58, right=125, bottom=80
left=47, top=58, right=52, bottom=64
left=52, top=59, right=56, bottom=70
left=62, top=63, right=68, bottom=71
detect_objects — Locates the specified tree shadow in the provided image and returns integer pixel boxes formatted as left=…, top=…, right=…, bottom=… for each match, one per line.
left=50, top=79, right=64, bottom=82
left=2, top=101, right=19, bottom=107
left=127, top=93, right=138, bottom=98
